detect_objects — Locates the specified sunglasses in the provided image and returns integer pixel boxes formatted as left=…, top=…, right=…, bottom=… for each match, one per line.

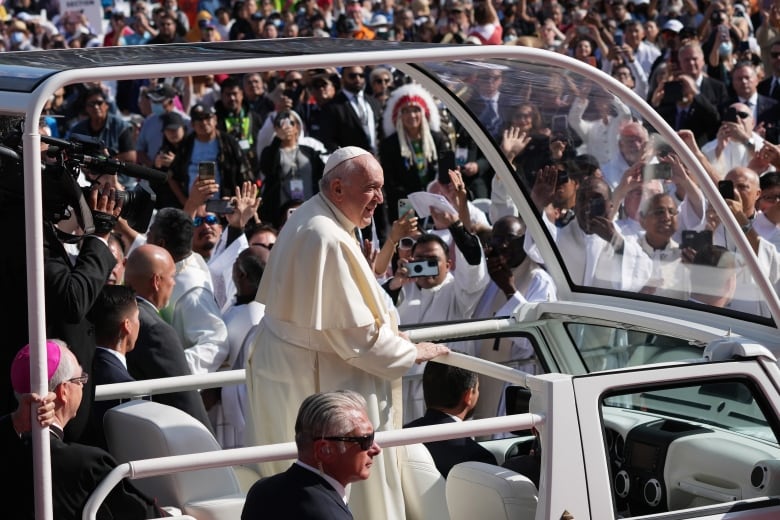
left=346, top=72, right=365, bottom=79
left=373, top=77, right=392, bottom=84
left=193, top=214, right=219, bottom=226
left=86, top=100, right=106, bottom=107
left=398, top=236, right=416, bottom=249
left=324, top=432, right=375, bottom=450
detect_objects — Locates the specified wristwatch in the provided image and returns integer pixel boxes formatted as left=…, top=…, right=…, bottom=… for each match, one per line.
left=741, top=220, right=753, bottom=234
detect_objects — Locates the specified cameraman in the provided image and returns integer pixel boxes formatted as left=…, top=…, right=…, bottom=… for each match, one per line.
left=0, top=117, right=123, bottom=442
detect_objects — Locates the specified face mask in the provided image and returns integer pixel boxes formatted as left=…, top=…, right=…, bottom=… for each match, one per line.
left=9, top=32, right=24, bottom=46
left=150, top=102, right=165, bottom=115
left=719, top=41, right=733, bottom=56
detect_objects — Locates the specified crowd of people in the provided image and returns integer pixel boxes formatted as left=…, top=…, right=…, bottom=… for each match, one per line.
left=4, top=0, right=780, bottom=517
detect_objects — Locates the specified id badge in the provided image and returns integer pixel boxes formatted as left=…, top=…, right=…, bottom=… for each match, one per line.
left=239, top=139, right=250, bottom=151
left=288, top=178, right=304, bottom=200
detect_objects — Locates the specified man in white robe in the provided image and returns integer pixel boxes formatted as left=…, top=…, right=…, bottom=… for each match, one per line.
left=245, top=147, right=448, bottom=520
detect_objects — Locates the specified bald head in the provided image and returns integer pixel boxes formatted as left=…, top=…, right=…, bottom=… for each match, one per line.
left=124, top=244, right=177, bottom=308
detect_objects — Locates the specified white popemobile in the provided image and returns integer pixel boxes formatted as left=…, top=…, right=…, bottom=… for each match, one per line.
left=2, top=38, right=780, bottom=520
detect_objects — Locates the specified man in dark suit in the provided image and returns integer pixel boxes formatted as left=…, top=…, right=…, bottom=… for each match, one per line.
left=9, top=340, right=167, bottom=519
left=123, top=244, right=213, bottom=432
left=677, top=40, right=729, bottom=110
left=242, top=390, right=380, bottom=519
left=83, top=285, right=140, bottom=450
left=655, top=73, right=720, bottom=147
left=404, top=361, right=497, bottom=478
left=757, top=39, right=780, bottom=103
left=729, top=61, right=780, bottom=143
left=319, top=65, right=382, bottom=154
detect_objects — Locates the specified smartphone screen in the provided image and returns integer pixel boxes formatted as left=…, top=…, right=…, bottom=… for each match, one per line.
left=644, top=163, right=672, bottom=181
left=198, top=161, right=216, bottom=181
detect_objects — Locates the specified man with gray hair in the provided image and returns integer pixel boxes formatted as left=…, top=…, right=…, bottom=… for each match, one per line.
left=246, top=146, right=449, bottom=520
left=242, top=390, right=379, bottom=519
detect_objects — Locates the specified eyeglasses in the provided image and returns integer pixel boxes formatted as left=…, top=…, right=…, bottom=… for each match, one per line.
left=346, top=72, right=365, bottom=79
left=324, top=432, right=375, bottom=450
left=732, top=110, right=750, bottom=119
left=759, top=194, right=780, bottom=203
left=647, top=207, right=679, bottom=217
left=250, top=241, right=274, bottom=250
left=514, top=111, right=533, bottom=119
left=478, top=75, right=501, bottom=82
left=86, top=100, right=106, bottom=107
left=193, top=214, right=219, bottom=226
left=67, top=373, right=89, bottom=386
left=373, top=77, right=392, bottom=84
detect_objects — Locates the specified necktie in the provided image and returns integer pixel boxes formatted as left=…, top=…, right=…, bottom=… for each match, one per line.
left=354, top=93, right=367, bottom=125
left=675, top=108, right=687, bottom=130
left=770, top=79, right=778, bottom=98
left=480, top=99, right=501, bottom=137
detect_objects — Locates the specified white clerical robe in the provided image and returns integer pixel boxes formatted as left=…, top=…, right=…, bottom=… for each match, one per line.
left=245, top=193, right=416, bottom=520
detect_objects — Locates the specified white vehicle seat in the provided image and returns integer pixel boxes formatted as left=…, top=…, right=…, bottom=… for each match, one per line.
left=446, top=461, right=538, bottom=520
left=398, top=443, right=449, bottom=520
left=471, top=198, right=492, bottom=222
left=104, top=400, right=245, bottom=520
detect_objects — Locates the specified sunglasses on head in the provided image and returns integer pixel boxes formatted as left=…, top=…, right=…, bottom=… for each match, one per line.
left=324, top=432, right=375, bottom=450
left=193, top=214, right=219, bottom=226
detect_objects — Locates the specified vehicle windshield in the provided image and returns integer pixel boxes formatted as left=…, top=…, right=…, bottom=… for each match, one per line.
left=413, top=56, right=773, bottom=324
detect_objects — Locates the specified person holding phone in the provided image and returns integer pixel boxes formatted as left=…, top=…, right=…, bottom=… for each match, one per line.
left=701, top=102, right=765, bottom=173
left=378, top=83, right=450, bottom=221
left=168, top=103, right=253, bottom=204
left=652, top=72, right=720, bottom=147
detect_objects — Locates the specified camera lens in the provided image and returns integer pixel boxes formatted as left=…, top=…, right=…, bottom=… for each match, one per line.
left=413, top=263, right=423, bottom=273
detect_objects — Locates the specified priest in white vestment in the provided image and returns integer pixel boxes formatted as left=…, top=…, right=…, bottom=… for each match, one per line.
left=245, top=147, right=448, bottom=520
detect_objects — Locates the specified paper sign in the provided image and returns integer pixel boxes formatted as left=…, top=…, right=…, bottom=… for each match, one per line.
left=407, top=191, right=457, bottom=219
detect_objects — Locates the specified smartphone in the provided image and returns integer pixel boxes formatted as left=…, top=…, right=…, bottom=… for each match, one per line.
left=198, top=161, right=216, bottom=181
left=588, top=197, right=607, bottom=218
left=551, top=115, right=568, bottom=135
left=718, top=179, right=735, bottom=200
left=681, top=229, right=713, bottom=251
left=398, top=198, right=415, bottom=218
left=577, top=25, right=589, bottom=35
left=437, top=150, right=456, bottom=185
left=644, top=163, right=673, bottom=181
left=662, top=80, right=684, bottom=104
left=738, top=40, right=750, bottom=53
left=723, top=106, right=741, bottom=123
left=205, top=198, right=234, bottom=215
left=669, top=48, right=679, bottom=66
left=614, top=31, right=624, bottom=46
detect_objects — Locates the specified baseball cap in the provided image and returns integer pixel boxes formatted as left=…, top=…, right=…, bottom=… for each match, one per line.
left=11, top=341, right=62, bottom=393
left=190, top=103, right=216, bottom=120
left=662, top=19, right=683, bottom=33
left=146, top=83, right=178, bottom=103
left=161, top=111, right=185, bottom=130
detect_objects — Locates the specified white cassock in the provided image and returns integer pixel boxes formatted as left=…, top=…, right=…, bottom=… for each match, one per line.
left=245, top=193, right=416, bottom=520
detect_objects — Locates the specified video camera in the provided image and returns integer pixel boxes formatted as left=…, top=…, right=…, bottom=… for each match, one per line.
left=0, top=124, right=167, bottom=234
left=41, top=133, right=167, bottom=233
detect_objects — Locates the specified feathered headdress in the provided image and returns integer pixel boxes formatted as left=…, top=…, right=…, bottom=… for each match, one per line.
left=382, top=83, right=441, bottom=164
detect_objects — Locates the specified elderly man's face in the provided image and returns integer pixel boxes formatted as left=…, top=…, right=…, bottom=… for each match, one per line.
left=618, top=130, right=648, bottom=164
left=641, top=194, right=678, bottom=248
left=323, top=410, right=380, bottom=486
left=726, top=168, right=761, bottom=217
left=678, top=46, right=704, bottom=78
left=731, top=66, right=758, bottom=99
left=333, top=155, right=384, bottom=228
